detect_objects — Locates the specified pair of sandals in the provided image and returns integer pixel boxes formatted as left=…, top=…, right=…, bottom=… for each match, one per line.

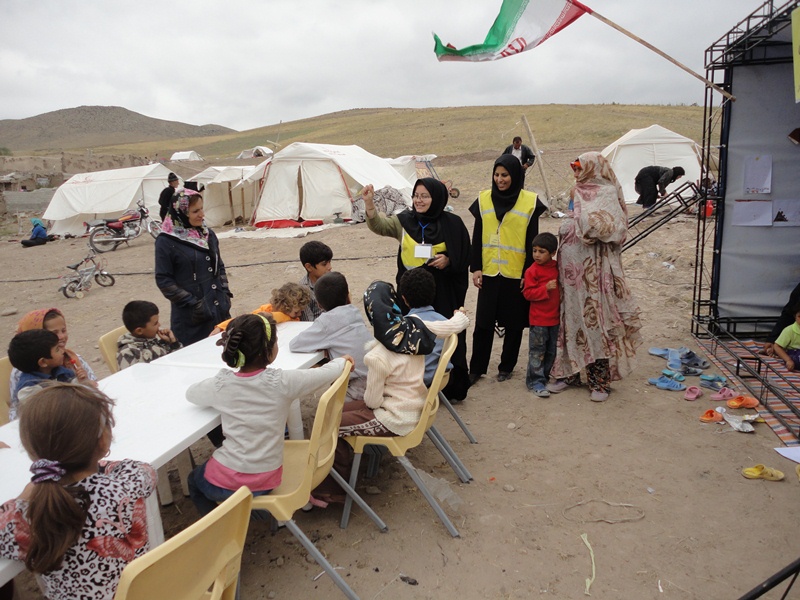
left=648, top=347, right=711, bottom=370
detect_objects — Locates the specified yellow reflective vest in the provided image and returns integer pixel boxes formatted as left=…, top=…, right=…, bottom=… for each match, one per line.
left=479, top=190, right=538, bottom=278
left=400, top=231, right=447, bottom=269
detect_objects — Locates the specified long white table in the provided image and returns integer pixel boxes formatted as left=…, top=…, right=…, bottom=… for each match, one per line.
left=0, top=321, right=321, bottom=585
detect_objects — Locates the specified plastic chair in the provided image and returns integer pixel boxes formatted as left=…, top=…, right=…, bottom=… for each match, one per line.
left=252, top=362, right=386, bottom=600
left=98, top=326, right=194, bottom=505
left=340, top=334, right=463, bottom=537
left=437, top=371, right=478, bottom=443
left=0, top=356, right=11, bottom=426
left=114, top=486, right=252, bottom=600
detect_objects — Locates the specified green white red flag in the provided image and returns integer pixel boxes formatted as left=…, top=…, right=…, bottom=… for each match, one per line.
left=433, top=0, right=591, bottom=62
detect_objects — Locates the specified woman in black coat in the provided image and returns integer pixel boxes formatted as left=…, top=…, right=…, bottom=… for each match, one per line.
left=155, top=188, right=232, bottom=345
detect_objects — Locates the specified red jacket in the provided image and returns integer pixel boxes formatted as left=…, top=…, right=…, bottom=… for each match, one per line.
left=522, top=259, right=560, bottom=326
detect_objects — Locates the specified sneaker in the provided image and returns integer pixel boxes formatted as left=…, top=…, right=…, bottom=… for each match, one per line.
left=590, top=390, right=609, bottom=402
left=533, top=387, right=550, bottom=398
left=497, top=371, right=512, bottom=382
left=547, top=380, right=569, bottom=393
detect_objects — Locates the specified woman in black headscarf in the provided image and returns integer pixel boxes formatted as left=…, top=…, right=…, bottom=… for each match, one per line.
left=362, top=178, right=471, bottom=399
left=469, top=154, right=547, bottom=384
left=154, top=188, right=232, bottom=346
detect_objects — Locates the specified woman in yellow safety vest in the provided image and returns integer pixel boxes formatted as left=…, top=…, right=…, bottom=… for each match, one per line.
left=362, top=178, right=472, bottom=400
left=469, top=154, right=547, bottom=384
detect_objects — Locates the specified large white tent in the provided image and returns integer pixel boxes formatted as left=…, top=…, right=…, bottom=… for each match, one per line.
left=43, top=164, right=173, bottom=236
left=601, top=125, right=702, bottom=203
left=250, top=143, right=412, bottom=227
left=187, top=166, right=259, bottom=227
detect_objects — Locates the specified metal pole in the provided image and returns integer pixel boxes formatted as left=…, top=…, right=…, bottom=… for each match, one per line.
left=521, top=114, right=552, bottom=209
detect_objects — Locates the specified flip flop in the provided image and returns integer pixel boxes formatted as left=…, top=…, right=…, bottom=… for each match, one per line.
left=727, top=395, right=759, bottom=409
left=709, top=387, right=736, bottom=401
left=648, top=346, right=689, bottom=359
left=684, top=386, right=703, bottom=401
left=662, top=369, right=686, bottom=382
left=700, top=374, right=727, bottom=384
left=680, top=366, right=704, bottom=376
left=681, top=351, right=710, bottom=369
left=647, top=375, right=686, bottom=391
left=699, top=409, right=723, bottom=422
left=741, top=464, right=784, bottom=481
left=700, top=380, right=724, bottom=392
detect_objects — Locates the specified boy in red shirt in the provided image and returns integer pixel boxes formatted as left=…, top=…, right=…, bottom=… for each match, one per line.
left=522, top=233, right=560, bottom=397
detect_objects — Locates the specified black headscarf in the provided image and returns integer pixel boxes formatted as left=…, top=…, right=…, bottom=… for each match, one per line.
left=363, top=281, right=435, bottom=355
left=396, top=178, right=449, bottom=244
left=491, top=154, right=525, bottom=222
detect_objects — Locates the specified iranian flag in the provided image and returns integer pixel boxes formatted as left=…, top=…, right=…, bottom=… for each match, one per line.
left=433, top=0, right=591, bottom=62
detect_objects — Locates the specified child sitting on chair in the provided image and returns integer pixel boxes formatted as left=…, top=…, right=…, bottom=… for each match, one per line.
left=116, top=300, right=183, bottom=370
left=290, top=272, right=372, bottom=401
left=773, top=304, right=800, bottom=372
left=213, top=282, right=311, bottom=333
left=186, top=313, right=353, bottom=515
left=299, top=241, right=333, bottom=321
left=7, top=330, right=76, bottom=419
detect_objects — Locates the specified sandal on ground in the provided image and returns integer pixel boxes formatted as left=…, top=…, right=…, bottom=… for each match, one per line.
left=727, top=395, right=759, bottom=409
left=699, top=379, right=724, bottom=392
left=709, top=387, right=736, bottom=401
left=741, top=464, right=784, bottom=481
left=680, top=366, right=705, bottom=376
left=680, top=351, right=710, bottom=369
left=647, top=375, right=686, bottom=391
left=684, top=386, right=703, bottom=401
left=648, top=346, right=689, bottom=359
left=699, top=409, right=723, bottom=423
left=700, top=373, right=727, bottom=384
left=662, top=369, right=686, bottom=382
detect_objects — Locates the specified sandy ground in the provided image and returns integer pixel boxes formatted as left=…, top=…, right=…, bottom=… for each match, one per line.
left=2, top=198, right=799, bottom=600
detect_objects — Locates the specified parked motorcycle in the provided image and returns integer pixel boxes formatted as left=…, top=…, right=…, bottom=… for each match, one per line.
left=59, top=248, right=115, bottom=299
left=87, top=199, right=161, bottom=253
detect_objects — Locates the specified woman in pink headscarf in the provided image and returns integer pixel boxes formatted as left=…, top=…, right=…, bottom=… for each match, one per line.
left=547, top=152, right=642, bottom=402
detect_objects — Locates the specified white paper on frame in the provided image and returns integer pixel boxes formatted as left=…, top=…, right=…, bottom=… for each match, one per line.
left=743, top=154, right=772, bottom=194
left=732, top=199, right=773, bottom=226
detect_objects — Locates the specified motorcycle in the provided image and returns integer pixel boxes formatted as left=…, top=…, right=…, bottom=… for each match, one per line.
left=59, top=248, right=115, bottom=299
left=87, top=199, right=161, bottom=253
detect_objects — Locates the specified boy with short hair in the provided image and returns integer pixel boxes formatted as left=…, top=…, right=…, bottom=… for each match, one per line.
left=117, top=300, right=182, bottom=370
left=398, top=268, right=449, bottom=388
left=299, top=241, right=333, bottom=321
left=522, top=232, right=560, bottom=397
left=7, top=329, right=75, bottom=417
left=289, top=271, right=371, bottom=400
left=773, top=303, right=800, bottom=372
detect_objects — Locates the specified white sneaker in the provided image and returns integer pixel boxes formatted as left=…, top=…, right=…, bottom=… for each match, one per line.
left=590, top=390, right=609, bottom=402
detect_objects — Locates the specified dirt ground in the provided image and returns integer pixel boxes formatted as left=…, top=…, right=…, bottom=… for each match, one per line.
left=2, top=187, right=799, bottom=599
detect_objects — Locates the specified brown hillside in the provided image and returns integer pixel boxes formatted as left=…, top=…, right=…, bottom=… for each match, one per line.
left=0, top=106, right=235, bottom=153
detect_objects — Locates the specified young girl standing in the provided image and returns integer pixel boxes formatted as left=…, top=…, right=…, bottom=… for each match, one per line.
left=0, top=383, right=157, bottom=600
left=186, top=313, right=352, bottom=515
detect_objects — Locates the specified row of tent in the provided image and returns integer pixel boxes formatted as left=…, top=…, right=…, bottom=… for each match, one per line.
left=43, top=125, right=702, bottom=236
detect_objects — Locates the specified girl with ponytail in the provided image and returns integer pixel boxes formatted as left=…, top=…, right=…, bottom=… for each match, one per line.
left=0, top=383, right=156, bottom=600
left=186, top=313, right=353, bottom=515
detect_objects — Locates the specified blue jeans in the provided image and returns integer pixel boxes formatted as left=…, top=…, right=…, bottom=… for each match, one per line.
left=526, top=325, right=559, bottom=390
left=188, top=461, right=271, bottom=516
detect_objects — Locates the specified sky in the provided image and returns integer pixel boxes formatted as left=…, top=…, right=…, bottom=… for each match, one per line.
left=0, top=0, right=763, bottom=132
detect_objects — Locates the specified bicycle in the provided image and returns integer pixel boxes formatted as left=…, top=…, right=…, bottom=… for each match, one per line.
left=58, top=248, right=116, bottom=299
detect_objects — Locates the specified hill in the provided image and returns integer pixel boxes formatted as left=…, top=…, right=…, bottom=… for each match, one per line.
left=0, top=106, right=235, bottom=153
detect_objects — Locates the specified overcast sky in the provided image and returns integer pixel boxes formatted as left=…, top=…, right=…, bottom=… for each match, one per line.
left=1, top=1, right=761, bottom=131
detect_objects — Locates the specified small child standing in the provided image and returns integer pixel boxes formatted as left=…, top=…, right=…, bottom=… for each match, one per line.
left=214, top=282, right=311, bottom=332
left=186, top=313, right=352, bottom=515
left=299, top=241, right=333, bottom=321
left=522, top=232, right=560, bottom=397
left=117, top=300, right=183, bottom=370
left=7, top=329, right=76, bottom=418
left=773, top=304, right=800, bottom=371
left=0, top=383, right=157, bottom=600
left=290, top=272, right=372, bottom=401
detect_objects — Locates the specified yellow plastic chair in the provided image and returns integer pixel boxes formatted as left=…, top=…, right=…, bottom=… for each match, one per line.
left=98, top=326, right=194, bottom=505
left=0, top=356, right=11, bottom=425
left=252, top=362, right=387, bottom=600
left=340, top=334, right=462, bottom=537
left=114, top=486, right=252, bottom=600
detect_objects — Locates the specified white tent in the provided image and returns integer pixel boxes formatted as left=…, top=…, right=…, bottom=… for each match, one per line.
left=43, top=164, right=173, bottom=236
left=170, top=150, right=204, bottom=161
left=236, top=146, right=274, bottom=160
left=385, top=154, right=437, bottom=184
left=187, top=166, right=259, bottom=227
left=251, top=143, right=412, bottom=226
left=601, top=125, right=702, bottom=203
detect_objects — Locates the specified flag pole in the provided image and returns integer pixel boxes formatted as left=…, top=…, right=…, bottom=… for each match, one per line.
left=570, top=0, right=735, bottom=101
left=521, top=114, right=553, bottom=211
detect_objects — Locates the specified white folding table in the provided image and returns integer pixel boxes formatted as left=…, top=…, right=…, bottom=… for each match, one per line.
left=0, top=321, right=321, bottom=586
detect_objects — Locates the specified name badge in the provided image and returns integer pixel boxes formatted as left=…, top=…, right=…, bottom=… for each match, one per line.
left=414, top=244, right=433, bottom=259
left=488, top=233, right=500, bottom=247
